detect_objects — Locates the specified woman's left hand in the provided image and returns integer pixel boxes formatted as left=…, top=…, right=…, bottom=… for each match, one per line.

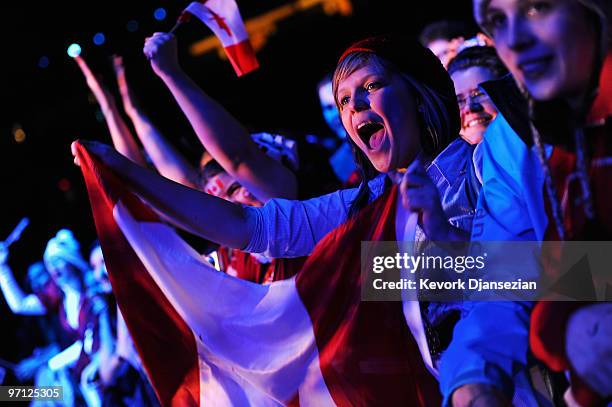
left=399, top=161, right=450, bottom=241
left=143, top=32, right=181, bottom=78
left=71, top=140, right=124, bottom=169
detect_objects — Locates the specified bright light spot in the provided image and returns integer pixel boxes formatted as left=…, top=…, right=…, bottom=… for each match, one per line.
left=93, top=32, right=105, bottom=46
left=67, top=43, right=82, bottom=58
left=38, top=56, right=50, bottom=69
left=126, top=20, right=139, bottom=32
left=14, top=128, right=26, bottom=143
left=154, top=8, right=167, bottom=21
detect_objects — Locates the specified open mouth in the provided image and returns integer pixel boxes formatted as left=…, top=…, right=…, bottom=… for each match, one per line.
left=356, top=121, right=384, bottom=149
left=465, top=115, right=493, bottom=129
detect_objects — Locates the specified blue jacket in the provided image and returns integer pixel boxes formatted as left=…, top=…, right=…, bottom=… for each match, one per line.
left=429, top=127, right=537, bottom=406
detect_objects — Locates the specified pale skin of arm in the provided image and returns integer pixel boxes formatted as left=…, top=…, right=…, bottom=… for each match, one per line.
left=95, top=306, right=116, bottom=385
left=113, top=56, right=200, bottom=189
left=451, top=383, right=509, bottom=407
left=47, top=340, right=84, bottom=371
left=72, top=140, right=253, bottom=249
left=98, top=309, right=143, bottom=386
left=74, top=56, right=147, bottom=167
left=143, top=32, right=298, bottom=202
left=79, top=298, right=116, bottom=388
left=0, top=243, right=46, bottom=315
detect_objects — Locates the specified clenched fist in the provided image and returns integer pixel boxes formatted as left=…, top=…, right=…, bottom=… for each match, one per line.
left=143, top=32, right=181, bottom=78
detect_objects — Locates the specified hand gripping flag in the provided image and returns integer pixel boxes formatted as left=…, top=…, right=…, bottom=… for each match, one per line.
left=75, top=142, right=440, bottom=406
left=179, top=0, right=259, bottom=76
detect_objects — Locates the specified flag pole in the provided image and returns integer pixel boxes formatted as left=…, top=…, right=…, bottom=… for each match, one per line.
left=3, top=217, right=29, bottom=248
left=169, top=21, right=183, bottom=34
left=169, top=11, right=191, bottom=34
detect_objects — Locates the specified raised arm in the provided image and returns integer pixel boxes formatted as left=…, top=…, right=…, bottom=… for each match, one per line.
left=73, top=141, right=254, bottom=249
left=113, top=56, right=200, bottom=188
left=143, top=32, right=298, bottom=202
left=0, top=243, right=46, bottom=315
left=98, top=309, right=131, bottom=385
left=74, top=56, right=147, bottom=166
left=83, top=297, right=115, bottom=387
left=47, top=340, right=83, bottom=371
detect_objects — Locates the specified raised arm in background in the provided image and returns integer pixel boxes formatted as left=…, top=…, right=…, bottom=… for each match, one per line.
left=74, top=56, right=147, bottom=167
left=113, top=56, right=200, bottom=189
left=93, top=305, right=116, bottom=385
left=143, top=32, right=298, bottom=202
left=0, top=243, right=46, bottom=315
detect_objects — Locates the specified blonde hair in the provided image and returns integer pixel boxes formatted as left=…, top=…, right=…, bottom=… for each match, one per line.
left=332, top=51, right=455, bottom=216
left=332, top=51, right=453, bottom=159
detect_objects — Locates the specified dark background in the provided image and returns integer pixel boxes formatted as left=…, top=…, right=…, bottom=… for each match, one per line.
left=1, top=0, right=475, bottom=378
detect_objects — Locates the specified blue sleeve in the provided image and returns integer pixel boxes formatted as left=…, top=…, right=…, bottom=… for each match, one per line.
left=242, top=188, right=357, bottom=258
left=439, top=301, right=533, bottom=405
left=471, top=118, right=538, bottom=241
left=441, top=116, right=538, bottom=404
left=243, top=175, right=388, bottom=258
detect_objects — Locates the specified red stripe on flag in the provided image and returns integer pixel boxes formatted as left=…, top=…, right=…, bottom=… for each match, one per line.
left=224, top=40, right=259, bottom=77
left=76, top=143, right=200, bottom=406
left=295, top=187, right=441, bottom=405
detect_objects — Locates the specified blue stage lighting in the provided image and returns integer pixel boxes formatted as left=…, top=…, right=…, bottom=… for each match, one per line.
left=154, top=8, right=167, bottom=21
left=93, top=32, right=106, bottom=46
left=38, top=56, right=50, bottom=68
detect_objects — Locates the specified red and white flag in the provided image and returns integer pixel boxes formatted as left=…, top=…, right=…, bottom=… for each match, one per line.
left=180, top=0, right=259, bottom=76
left=76, top=143, right=440, bottom=406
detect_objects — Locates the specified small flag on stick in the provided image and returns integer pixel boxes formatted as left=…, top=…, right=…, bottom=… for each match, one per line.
left=175, top=0, right=259, bottom=76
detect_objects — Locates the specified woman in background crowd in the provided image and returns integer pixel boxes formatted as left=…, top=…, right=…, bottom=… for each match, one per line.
left=472, top=0, right=612, bottom=405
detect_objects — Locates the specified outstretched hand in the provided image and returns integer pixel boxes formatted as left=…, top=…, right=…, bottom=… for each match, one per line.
left=113, top=55, right=137, bottom=115
left=143, top=32, right=181, bottom=78
left=71, top=140, right=123, bottom=169
left=74, top=56, right=115, bottom=112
